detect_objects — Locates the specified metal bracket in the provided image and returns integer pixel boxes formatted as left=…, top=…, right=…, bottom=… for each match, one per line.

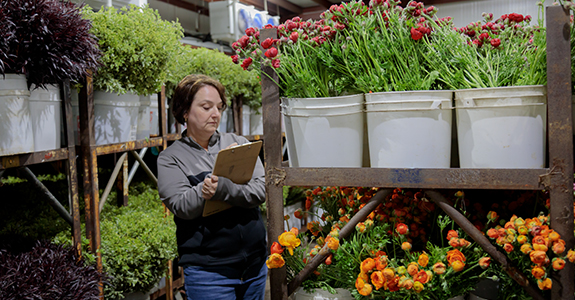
left=267, top=167, right=286, bottom=186
left=538, top=166, right=562, bottom=189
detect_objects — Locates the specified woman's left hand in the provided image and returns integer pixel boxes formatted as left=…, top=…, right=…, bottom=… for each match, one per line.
left=202, top=175, right=218, bottom=200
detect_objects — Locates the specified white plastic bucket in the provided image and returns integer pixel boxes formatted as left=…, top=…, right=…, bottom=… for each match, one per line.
left=219, top=107, right=232, bottom=133
left=137, top=95, right=151, bottom=140
left=365, top=90, right=453, bottom=168
left=455, top=85, right=547, bottom=168
left=291, top=287, right=353, bottom=300
left=150, top=95, right=159, bottom=136
left=29, top=84, right=62, bottom=151
left=93, top=91, right=139, bottom=145
left=70, top=90, right=81, bottom=145
left=250, top=107, right=263, bottom=135
left=0, top=74, right=34, bottom=155
left=242, top=104, right=250, bottom=135
left=282, top=94, right=364, bottom=167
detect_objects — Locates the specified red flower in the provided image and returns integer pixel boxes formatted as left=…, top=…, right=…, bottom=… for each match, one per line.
left=410, top=27, right=424, bottom=40
left=261, top=38, right=273, bottom=49
left=270, top=241, right=283, bottom=254
left=238, top=35, right=250, bottom=48
left=231, top=42, right=240, bottom=50
left=264, top=24, right=274, bottom=29
left=490, top=38, right=501, bottom=48
left=240, top=57, right=253, bottom=70
left=396, top=223, right=409, bottom=235
left=286, top=20, right=298, bottom=31
left=272, top=59, right=280, bottom=68
left=289, top=32, right=299, bottom=43
left=478, top=32, right=489, bottom=41
left=334, top=22, right=346, bottom=30
left=231, top=55, right=239, bottom=64
left=245, top=27, right=256, bottom=36
left=265, top=47, right=278, bottom=58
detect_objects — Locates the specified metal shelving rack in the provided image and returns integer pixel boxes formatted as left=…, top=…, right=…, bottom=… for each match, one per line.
left=0, top=79, right=83, bottom=258
left=261, top=6, right=574, bottom=300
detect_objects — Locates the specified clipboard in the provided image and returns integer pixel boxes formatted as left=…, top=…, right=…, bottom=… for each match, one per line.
left=202, top=140, right=263, bottom=217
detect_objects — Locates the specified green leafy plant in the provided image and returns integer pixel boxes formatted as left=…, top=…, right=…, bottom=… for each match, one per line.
left=166, top=45, right=261, bottom=110
left=83, top=5, right=183, bottom=96
left=54, top=182, right=177, bottom=299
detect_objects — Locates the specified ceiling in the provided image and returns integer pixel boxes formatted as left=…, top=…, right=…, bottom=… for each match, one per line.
left=157, top=0, right=470, bottom=23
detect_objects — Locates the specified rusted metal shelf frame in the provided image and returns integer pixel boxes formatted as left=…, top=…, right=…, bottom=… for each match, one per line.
left=0, top=79, right=83, bottom=258
left=261, top=7, right=574, bottom=300
left=79, top=80, right=182, bottom=299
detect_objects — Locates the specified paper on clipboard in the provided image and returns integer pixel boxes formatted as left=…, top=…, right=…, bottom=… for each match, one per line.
left=202, top=140, right=263, bottom=217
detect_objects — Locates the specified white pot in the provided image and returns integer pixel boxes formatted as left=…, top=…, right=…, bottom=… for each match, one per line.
left=455, top=85, right=546, bottom=168
left=0, top=74, right=34, bottom=155
left=29, top=84, right=62, bottom=151
left=282, top=94, right=364, bottom=167
left=93, top=91, right=139, bottom=145
left=291, top=287, right=353, bottom=300
left=365, top=90, right=453, bottom=168
left=136, top=95, right=151, bottom=140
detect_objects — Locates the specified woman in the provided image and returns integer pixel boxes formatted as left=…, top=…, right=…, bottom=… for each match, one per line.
left=157, top=74, right=267, bottom=300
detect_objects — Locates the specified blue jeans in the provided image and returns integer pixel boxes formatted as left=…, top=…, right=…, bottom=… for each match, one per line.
left=183, top=260, right=267, bottom=300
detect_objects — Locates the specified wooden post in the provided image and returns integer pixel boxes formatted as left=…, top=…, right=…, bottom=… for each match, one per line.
left=116, top=154, right=129, bottom=207
left=546, top=6, right=574, bottom=300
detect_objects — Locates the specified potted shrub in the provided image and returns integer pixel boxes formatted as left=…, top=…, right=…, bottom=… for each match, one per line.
left=54, top=183, right=177, bottom=299
left=0, top=0, right=100, bottom=154
left=165, top=45, right=261, bottom=135
left=82, top=5, right=183, bottom=145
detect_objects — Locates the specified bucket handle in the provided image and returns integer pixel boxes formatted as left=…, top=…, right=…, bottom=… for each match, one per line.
left=366, top=107, right=454, bottom=113
left=281, top=104, right=364, bottom=117
left=457, top=94, right=545, bottom=107
left=455, top=103, right=546, bottom=109
left=0, top=90, right=30, bottom=97
left=366, top=99, right=449, bottom=109
left=280, top=102, right=363, bottom=110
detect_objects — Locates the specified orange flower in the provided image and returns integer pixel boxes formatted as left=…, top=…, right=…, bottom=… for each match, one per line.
left=548, top=230, right=560, bottom=242
left=447, top=229, right=459, bottom=241
left=479, top=257, right=491, bottom=269
left=407, top=262, right=419, bottom=276
left=265, top=253, right=285, bottom=269
left=361, top=258, right=376, bottom=273
left=537, top=278, right=552, bottom=290
left=552, top=241, right=565, bottom=255
left=520, top=243, right=533, bottom=254
left=270, top=242, right=283, bottom=254
left=356, top=222, right=366, bottom=233
left=567, top=249, right=575, bottom=263
left=529, top=250, right=547, bottom=266
left=517, top=235, right=528, bottom=244
left=357, top=272, right=369, bottom=282
left=432, top=262, right=446, bottom=275
left=290, top=227, right=299, bottom=235
left=325, top=254, right=333, bottom=265
left=447, top=249, right=466, bottom=266
left=399, top=277, right=414, bottom=290
left=552, top=258, right=566, bottom=271
left=449, top=238, right=460, bottom=248
left=418, top=252, right=429, bottom=267
left=531, top=265, right=546, bottom=279
left=451, top=260, right=466, bottom=272
left=503, top=243, right=514, bottom=253
left=382, top=268, right=395, bottom=280
left=375, top=255, right=388, bottom=270
left=401, top=242, right=412, bottom=251
left=371, top=271, right=385, bottom=290
left=532, top=235, right=548, bottom=247
left=396, top=223, right=409, bottom=235
left=517, top=225, right=529, bottom=235
left=413, top=270, right=429, bottom=284
left=487, top=228, right=499, bottom=239
left=487, top=211, right=498, bottom=222
left=326, top=236, right=339, bottom=250
left=307, top=221, right=321, bottom=236
left=357, top=281, right=372, bottom=296
left=413, top=281, right=424, bottom=293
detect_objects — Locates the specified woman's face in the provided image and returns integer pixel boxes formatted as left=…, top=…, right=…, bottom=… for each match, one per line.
left=185, top=85, right=223, bottom=141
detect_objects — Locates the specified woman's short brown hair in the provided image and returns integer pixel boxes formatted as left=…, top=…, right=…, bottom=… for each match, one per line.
left=171, top=74, right=227, bottom=125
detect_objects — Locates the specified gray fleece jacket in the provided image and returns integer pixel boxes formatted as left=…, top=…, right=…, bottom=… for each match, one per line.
left=157, top=130, right=267, bottom=267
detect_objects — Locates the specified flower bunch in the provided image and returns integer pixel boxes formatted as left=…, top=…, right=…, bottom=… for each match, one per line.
left=425, top=9, right=547, bottom=89
left=350, top=215, right=487, bottom=298
left=483, top=211, right=575, bottom=292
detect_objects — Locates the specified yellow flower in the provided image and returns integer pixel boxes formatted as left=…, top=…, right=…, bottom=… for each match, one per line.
left=371, top=271, right=385, bottom=290
left=265, top=253, right=285, bottom=269
left=401, top=242, right=412, bottom=251
left=451, top=260, right=466, bottom=272
left=413, top=281, right=424, bottom=293
left=418, top=252, right=429, bottom=267
left=278, top=231, right=300, bottom=255
left=537, top=278, right=552, bottom=290
left=326, top=235, right=340, bottom=250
